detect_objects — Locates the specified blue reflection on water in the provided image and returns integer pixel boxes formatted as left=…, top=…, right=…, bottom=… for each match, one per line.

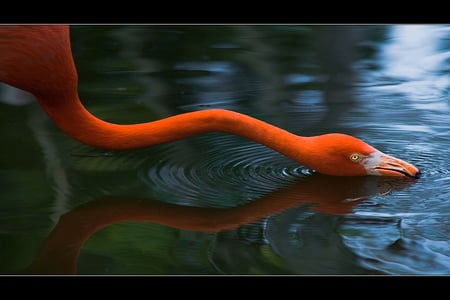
left=335, top=25, right=450, bottom=274
left=3, top=25, right=450, bottom=274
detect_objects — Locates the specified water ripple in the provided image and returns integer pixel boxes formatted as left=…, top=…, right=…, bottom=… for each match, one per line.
left=139, top=135, right=312, bottom=207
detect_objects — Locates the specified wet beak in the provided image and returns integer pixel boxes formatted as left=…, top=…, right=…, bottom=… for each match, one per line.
left=372, top=153, right=420, bottom=178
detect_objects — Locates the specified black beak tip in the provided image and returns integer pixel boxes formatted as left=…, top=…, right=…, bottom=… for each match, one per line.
left=413, top=169, right=422, bottom=179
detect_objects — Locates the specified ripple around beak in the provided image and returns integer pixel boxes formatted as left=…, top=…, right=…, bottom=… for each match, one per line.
left=366, top=152, right=420, bottom=178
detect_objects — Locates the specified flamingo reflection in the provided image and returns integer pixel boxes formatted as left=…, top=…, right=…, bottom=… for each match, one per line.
left=21, top=174, right=415, bottom=274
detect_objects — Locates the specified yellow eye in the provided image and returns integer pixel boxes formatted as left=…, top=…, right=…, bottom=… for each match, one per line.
left=349, top=154, right=361, bottom=162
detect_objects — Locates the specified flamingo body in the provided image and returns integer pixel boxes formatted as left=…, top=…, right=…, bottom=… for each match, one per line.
left=0, top=25, right=420, bottom=177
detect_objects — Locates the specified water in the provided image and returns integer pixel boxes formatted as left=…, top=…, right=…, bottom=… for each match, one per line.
left=1, top=25, right=450, bottom=275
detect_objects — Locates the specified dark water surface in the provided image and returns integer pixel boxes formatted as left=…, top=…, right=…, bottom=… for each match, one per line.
left=1, top=25, right=450, bottom=275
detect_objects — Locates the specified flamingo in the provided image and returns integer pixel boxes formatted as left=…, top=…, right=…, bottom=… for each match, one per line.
left=0, top=25, right=420, bottom=177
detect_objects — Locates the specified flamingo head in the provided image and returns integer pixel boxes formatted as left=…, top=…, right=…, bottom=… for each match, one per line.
left=303, top=133, right=420, bottom=177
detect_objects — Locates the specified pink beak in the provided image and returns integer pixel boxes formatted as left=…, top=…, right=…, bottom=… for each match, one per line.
left=374, top=153, right=420, bottom=177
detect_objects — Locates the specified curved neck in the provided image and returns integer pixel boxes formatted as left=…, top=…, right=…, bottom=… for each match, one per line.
left=0, top=25, right=312, bottom=168
left=38, top=94, right=310, bottom=163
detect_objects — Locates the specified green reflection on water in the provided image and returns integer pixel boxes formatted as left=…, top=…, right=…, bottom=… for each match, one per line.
left=1, top=25, right=418, bottom=275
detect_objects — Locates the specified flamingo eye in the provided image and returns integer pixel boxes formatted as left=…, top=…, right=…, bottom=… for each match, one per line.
left=349, top=153, right=362, bottom=162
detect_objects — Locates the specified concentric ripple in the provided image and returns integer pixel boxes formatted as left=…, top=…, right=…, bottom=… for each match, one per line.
left=138, top=134, right=312, bottom=207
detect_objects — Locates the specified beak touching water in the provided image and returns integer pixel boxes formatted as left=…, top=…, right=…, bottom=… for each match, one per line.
left=366, top=151, right=420, bottom=178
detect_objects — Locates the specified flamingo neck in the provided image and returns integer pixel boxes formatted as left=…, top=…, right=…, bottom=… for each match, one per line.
left=38, top=94, right=311, bottom=163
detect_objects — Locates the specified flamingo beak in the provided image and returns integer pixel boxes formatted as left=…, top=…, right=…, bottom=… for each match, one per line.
left=366, top=151, right=420, bottom=178
left=374, top=152, right=420, bottom=177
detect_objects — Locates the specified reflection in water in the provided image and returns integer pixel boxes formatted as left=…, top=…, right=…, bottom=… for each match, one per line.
left=3, top=25, right=450, bottom=275
left=341, top=25, right=450, bottom=274
left=382, top=26, right=450, bottom=143
left=20, top=174, right=415, bottom=274
left=382, top=25, right=450, bottom=81
left=315, top=26, right=359, bottom=132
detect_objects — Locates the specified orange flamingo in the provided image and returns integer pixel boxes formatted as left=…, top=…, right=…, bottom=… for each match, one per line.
left=0, top=25, right=419, bottom=177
